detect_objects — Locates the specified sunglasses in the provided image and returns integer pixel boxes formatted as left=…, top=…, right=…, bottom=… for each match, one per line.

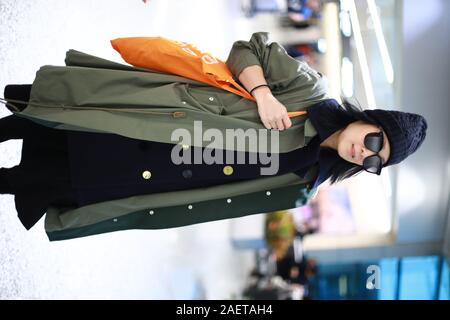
left=362, top=126, right=385, bottom=175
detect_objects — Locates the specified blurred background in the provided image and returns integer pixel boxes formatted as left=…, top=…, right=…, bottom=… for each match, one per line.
left=0, top=0, right=448, bottom=300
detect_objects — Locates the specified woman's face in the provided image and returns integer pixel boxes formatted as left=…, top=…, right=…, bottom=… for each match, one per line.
left=337, top=120, right=391, bottom=167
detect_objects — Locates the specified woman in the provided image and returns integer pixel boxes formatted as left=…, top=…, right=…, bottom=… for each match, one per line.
left=0, top=32, right=427, bottom=241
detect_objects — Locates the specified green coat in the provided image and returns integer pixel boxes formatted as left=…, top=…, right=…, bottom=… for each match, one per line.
left=7, top=32, right=328, bottom=241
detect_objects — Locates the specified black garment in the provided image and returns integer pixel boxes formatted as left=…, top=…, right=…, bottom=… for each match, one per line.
left=276, top=245, right=309, bottom=285
left=67, top=131, right=321, bottom=207
left=1, top=85, right=77, bottom=230
left=3, top=83, right=31, bottom=112
left=304, top=99, right=343, bottom=189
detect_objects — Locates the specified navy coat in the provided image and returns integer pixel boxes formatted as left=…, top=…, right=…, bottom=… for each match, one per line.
left=67, top=129, right=322, bottom=207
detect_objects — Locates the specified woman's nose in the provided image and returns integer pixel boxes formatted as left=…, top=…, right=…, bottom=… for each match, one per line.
left=361, top=146, right=375, bottom=159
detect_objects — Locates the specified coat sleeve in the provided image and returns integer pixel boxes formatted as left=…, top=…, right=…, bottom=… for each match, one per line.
left=225, top=32, right=312, bottom=89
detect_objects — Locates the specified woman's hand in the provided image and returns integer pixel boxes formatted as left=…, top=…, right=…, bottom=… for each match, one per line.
left=236, top=64, right=292, bottom=130
left=253, top=86, right=292, bottom=131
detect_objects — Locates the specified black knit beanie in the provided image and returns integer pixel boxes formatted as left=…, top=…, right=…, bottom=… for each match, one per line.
left=362, top=109, right=428, bottom=167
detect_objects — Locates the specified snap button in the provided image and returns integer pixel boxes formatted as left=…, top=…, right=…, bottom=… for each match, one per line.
left=227, top=198, right=232, bottom=203
left=113, top=218, right=118, bottom=222
left=266, top=191, right=271, bottom=196
left=149, top=210, right=154, bottom=215
left=209, top=97, right=214, bottom=101
left=182, top=101, right=187, bottom=104
left=182, top=169, right=193, bottom=179
left=142, top=170, right=152, bottom=179
left=223, top=165, right=234, bottom=175
left=188, top=205, right=193, bottom=210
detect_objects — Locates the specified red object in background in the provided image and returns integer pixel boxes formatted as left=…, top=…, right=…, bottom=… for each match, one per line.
left=295, top=44, right=313, bottom=56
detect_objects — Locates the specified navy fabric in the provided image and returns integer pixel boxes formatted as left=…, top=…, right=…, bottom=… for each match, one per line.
left=67, top=129, right=322, bottom=207
left=363, top=109, right=428, bottom=167
left=67, top=99, right=341, bottom=207
left=304, top=99, right=342, bottom=189
left=0, top=112, right=75, bottom=230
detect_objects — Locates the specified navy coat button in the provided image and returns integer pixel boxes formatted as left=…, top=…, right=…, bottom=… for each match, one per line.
left=182, top=169, right=193, bottom=179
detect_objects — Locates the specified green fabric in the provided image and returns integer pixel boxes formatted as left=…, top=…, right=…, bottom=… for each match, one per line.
left=44, top=164, right=318, bottom=232
left=16, top=32, right=328, bottom=153
left=46, top=167, right=318, bottom=241
left=1, top=32, right=328, bottom=240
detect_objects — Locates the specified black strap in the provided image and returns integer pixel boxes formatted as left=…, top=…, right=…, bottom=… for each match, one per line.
left=249, top=84, right=269, bottom=96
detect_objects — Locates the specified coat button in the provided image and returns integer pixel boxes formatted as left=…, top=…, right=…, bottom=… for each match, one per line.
left=223, top=165, right=234, bottom=175
left=209, top=97, right=214, bottom=101
left=142, top=170, right=152, bottom=179
left=182, top=169, right=193, bottom=179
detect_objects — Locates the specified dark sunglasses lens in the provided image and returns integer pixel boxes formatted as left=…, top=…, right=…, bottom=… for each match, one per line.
left=363, top=155, right=382, bottom=173
left=365, top=133, right=383, bottom=152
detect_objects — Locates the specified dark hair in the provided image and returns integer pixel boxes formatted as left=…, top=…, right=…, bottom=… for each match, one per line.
left=318, top=97, right=380, bottom=185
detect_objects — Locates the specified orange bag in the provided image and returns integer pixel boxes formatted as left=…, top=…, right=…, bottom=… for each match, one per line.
left=110, top=36, right=306, bottom=118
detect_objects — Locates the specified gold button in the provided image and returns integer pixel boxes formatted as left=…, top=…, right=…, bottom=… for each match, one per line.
left=223, top=165, right=234, bottom=175
left=142, top=170, right=152, bottom=179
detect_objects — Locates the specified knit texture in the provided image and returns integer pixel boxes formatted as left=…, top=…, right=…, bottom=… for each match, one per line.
left=363, top=109, right=428, bottom=167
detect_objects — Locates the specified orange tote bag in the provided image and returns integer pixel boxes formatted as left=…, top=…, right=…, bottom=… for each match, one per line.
left=110, top=36, right=306, bottom=119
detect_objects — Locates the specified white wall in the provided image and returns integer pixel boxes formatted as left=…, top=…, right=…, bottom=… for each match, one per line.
left=395, top=0, right=450, bottom=244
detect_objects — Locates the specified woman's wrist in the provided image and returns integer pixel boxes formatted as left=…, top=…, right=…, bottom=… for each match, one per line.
left=252, top=86, right=272, bottom=101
